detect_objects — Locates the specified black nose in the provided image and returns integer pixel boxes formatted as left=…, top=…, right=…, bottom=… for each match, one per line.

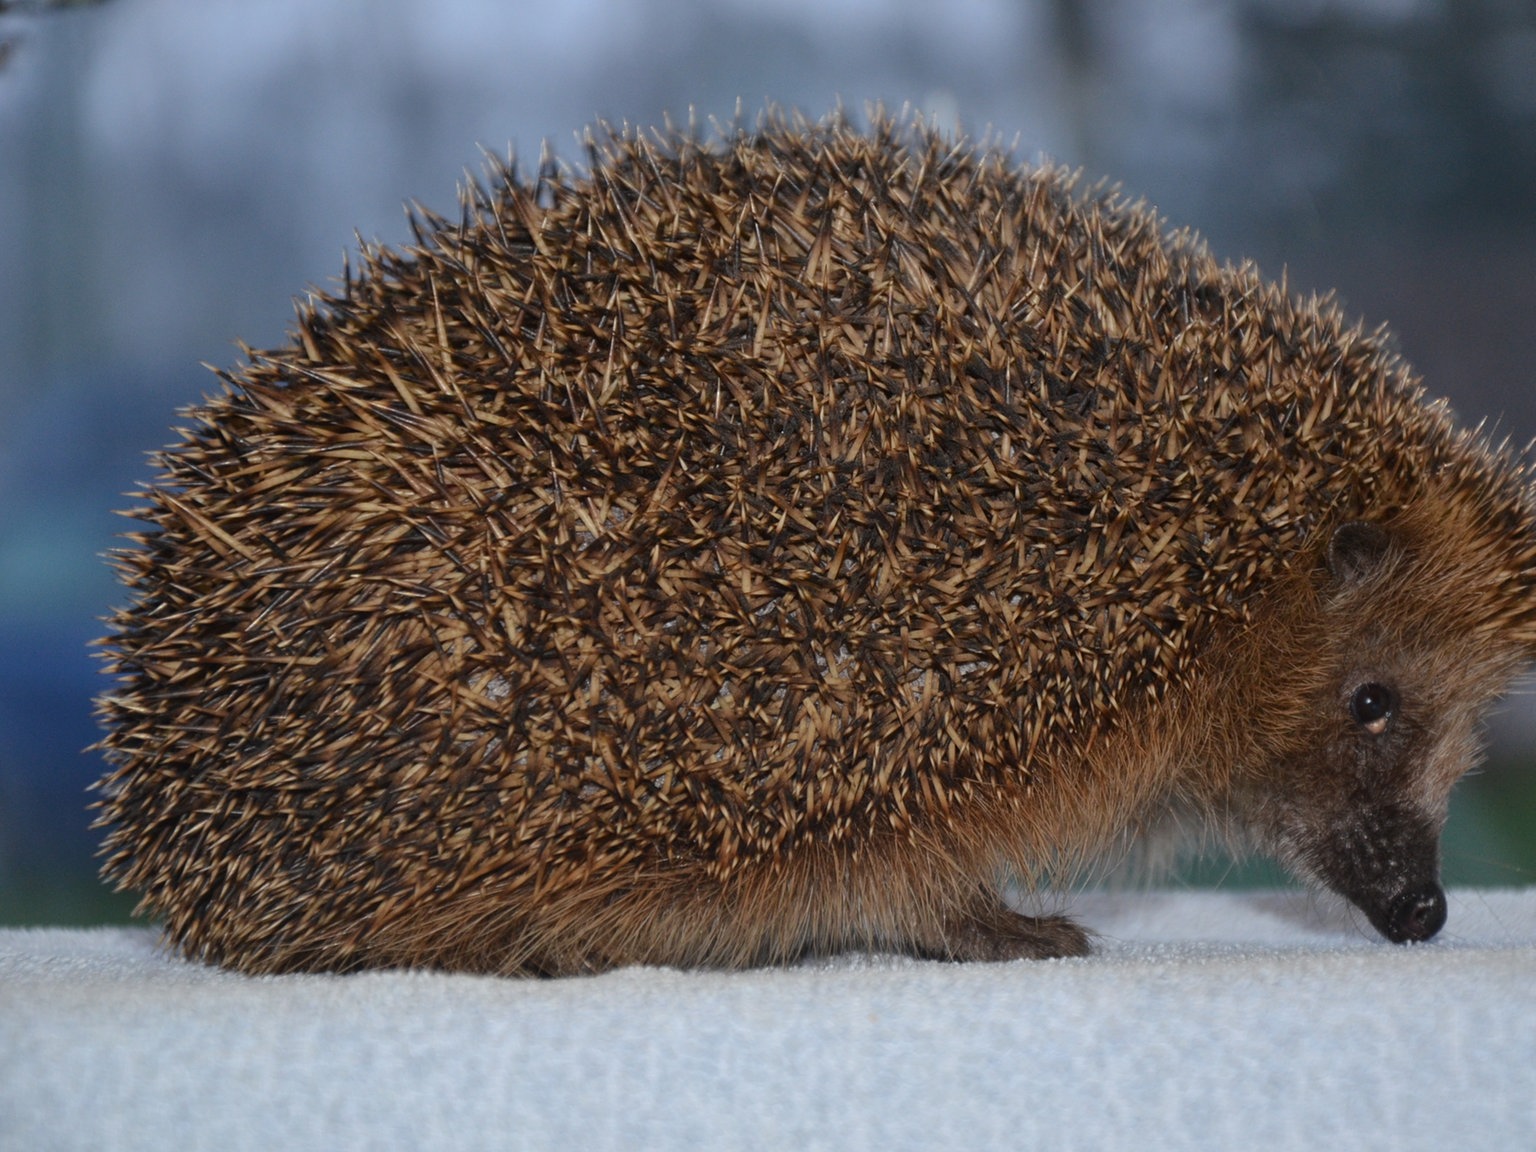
left=1383, top=882, right=1447, bottom=943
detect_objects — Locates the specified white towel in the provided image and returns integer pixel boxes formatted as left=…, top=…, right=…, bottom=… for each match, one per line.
left=3, top=889, right=1534, bottom=1152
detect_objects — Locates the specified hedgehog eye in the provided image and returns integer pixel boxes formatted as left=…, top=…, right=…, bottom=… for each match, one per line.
left=1349, top=682, right=1396, bottom=735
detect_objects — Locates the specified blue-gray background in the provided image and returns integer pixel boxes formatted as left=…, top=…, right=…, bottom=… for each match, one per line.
left=3, top=0, right=1534, bottom=923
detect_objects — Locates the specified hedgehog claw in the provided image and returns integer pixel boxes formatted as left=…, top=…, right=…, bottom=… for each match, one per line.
left=915, top=894, right=1092, bottom=962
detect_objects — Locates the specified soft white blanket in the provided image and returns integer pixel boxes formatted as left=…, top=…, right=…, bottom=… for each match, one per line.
left=3, top=889, right=1534, bottom=1152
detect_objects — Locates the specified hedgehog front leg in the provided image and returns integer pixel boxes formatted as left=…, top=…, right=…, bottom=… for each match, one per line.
left=910, top=888, right=1092, bottom=962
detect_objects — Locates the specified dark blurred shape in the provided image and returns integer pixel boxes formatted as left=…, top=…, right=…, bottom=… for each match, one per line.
left=1237, top=1, right=1536, bottom=232
left=0, top=0, right=115, bottom=70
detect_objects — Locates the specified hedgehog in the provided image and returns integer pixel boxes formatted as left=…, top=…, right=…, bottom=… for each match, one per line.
left=94, top=110, right=1536, bottom=976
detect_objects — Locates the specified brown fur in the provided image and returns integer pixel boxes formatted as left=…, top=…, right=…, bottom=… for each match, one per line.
left=94, top=110, right=1536, bottom=974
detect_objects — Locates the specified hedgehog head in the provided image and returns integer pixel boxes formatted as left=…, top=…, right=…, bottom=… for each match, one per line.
left=1219, top=464, right=1536, bottom=942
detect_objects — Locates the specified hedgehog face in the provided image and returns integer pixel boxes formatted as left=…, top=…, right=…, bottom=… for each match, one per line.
left=1233, top=519, right=1529, bottom=944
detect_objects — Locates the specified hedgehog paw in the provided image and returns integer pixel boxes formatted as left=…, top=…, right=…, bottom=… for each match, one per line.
left=916, top=892, right=1092, bottom=962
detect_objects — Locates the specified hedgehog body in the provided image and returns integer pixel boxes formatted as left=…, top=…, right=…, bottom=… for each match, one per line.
left=96, top=113, right=1536, bottom=974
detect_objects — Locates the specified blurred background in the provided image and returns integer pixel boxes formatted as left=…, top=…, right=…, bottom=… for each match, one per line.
left=2, top=0, right=1534, bottom=924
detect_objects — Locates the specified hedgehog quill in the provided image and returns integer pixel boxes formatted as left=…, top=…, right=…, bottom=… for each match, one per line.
left=95, top=111, right=1536, bottom=975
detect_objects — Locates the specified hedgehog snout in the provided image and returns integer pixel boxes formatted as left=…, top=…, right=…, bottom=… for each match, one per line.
left=1378, top=881, right=1448, bottom=943
left=1305, top=801, right=1447, bottom=945
left=1340, top=869, right=1448, bottom=945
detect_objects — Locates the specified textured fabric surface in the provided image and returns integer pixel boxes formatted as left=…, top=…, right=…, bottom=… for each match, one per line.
left=3, top=889, right=1534, bottom=1151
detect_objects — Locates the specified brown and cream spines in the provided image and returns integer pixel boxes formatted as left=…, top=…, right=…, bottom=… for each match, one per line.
left=95, top=110, right=1536, bottom=974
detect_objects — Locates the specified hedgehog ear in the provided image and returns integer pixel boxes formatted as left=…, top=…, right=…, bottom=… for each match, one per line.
left=1328, top=521, right=1393, bottom=586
